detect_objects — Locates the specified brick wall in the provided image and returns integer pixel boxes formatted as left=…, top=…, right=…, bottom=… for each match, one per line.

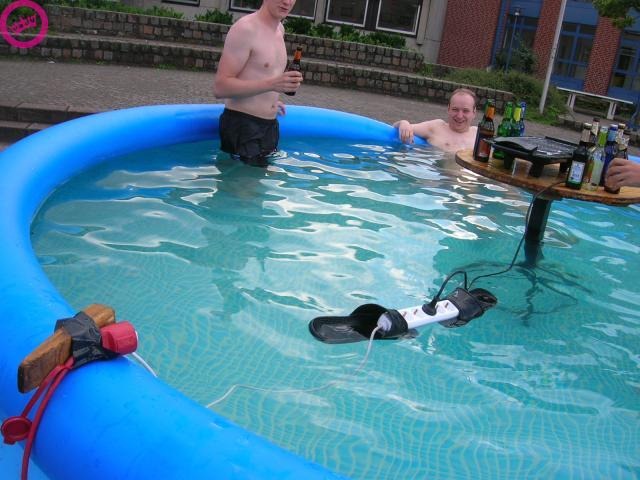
left=533, top=0, right=562, bottom=79
left=584, top=18, right=621, bottom=94
left=437, top=0, right=501, bottom=68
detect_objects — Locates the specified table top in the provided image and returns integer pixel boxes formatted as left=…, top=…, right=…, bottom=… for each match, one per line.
left=455, top=149, right=640, bottom=206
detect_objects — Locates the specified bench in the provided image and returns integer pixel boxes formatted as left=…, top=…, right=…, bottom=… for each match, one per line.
left=557, top=87, right=634, bottom=120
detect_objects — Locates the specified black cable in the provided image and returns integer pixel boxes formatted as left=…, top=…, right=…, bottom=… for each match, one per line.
left=424, top=269, right=468, bottom=314
left=468, top=179, right=565, bottom=288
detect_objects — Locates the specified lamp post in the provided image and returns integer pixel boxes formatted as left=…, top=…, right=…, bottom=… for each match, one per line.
left=505, top=8, right=521, bottom=71
left=540, top=0, right=567, bottom=114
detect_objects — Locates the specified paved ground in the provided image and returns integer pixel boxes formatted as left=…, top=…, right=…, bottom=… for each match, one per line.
left=3, top=57, right=628, bottom=153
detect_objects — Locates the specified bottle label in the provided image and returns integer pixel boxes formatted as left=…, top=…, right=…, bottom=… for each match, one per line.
left=567, top=162, right=585, bottom=183
left=477, top=138, right=491, bottom=159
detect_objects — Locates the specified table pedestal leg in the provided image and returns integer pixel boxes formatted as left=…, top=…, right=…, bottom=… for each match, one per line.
left=524, top=198, right=552, bottom=263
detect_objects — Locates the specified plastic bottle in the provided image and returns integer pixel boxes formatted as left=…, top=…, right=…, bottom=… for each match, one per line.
left=583, top=126, right=607, bottom=191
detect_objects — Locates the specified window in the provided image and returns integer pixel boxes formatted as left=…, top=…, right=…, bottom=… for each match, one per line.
left=502, top=15, right=537, bottom=51
left=553, top=23, right=595, bottom=82
left=163, top=0, right=199, bottom=6
left=326, top=0, right=368, bottom=26
left=610, top=33, right=640, bottom=95
left=376, top=0, right=420, bottom=35
left=291, top=0, right=317, bottom=19
left=229, top=0, right=260, bottom=12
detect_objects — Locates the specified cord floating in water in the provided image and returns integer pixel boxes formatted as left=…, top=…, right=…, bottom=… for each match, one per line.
left=206, top=326, right=381, bottom=408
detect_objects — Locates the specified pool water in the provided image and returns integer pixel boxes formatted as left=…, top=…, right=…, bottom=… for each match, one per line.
left=31, top=139, right=640, bottom=480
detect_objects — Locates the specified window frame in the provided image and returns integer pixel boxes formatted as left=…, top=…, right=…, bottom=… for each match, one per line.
left=325, top=0, right=369, bottom=28
left=374, top=0, right=420, bottom=35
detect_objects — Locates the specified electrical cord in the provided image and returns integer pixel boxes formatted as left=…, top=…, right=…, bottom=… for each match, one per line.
left=429, top=180, right=565, bottom=299
left=206, top=326, right=382, bottom=408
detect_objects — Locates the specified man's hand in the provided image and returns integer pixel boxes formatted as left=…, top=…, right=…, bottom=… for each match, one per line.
left=605, top=157, right=640, bottom=189
left=273, top=70, right=303, bottom=94
left=276, top=100, right=286, bottom=116
left=395, top=120, right=414, bottom=144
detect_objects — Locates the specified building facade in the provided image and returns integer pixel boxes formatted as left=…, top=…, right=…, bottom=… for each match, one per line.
left=140, top=0, right=639, bottom=102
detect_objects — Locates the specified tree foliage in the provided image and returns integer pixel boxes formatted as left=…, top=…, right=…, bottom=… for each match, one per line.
left=592, top=0, right=640, bottom=28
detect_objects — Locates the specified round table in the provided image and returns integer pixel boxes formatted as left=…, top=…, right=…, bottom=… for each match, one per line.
left=455, top=149, right=640, bottom=261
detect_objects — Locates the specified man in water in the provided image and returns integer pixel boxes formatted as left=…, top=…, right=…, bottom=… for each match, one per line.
left=394, top=88, right=478, bottom=153
left=213, top=0, right=302, bottom=167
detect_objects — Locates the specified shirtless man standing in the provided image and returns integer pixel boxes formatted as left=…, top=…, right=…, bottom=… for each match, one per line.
left=213, top=0, right=302, bottom=167
left=394, top=88, right=478, bottom=153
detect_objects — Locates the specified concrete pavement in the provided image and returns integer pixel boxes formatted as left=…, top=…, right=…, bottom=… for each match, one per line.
left=4, top=57, right=632, bottom=153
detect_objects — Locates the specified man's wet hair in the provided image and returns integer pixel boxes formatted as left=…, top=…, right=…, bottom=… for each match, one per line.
left=448, top=88, right=478, bottom=110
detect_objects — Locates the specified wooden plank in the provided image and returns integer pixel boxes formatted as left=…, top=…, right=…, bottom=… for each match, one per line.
left=455, top=149, right=640, bottom=206
left=17, top=304, right=116, bottom=393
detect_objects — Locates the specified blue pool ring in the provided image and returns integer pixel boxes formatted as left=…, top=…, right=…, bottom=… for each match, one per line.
left=0, top=104, right=413, bottom=479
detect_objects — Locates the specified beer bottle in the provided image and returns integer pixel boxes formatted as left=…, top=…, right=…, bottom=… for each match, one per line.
left=284, top=46, right=303, bottom=97
left=472, top=99, right=496, bottom=162
left=493, top=101, right=514, bottom=160
left=604, top=126, right=628, bottom=194
left=511, top=105, right=522, bottom=137
left=589, top=117, right=600, bottom=146
left=600, top=124, right=619, bottom=186
left=565, top=123, right=591, bottom=190
left=583, top=127, right=607, bottom=191
left=518, top=101, right=526, bottom=136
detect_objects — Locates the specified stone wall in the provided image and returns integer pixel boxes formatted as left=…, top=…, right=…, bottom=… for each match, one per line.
left=45, top=5, right=423, bottom=72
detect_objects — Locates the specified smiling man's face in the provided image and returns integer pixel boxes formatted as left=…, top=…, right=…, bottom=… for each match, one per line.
left=447, top=92, right=477, bottom=133
left=264, top=0, right=297, bottom=20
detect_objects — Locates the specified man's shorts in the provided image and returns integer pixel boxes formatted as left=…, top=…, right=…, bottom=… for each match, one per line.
left=219, top=108, right=280, bottom=167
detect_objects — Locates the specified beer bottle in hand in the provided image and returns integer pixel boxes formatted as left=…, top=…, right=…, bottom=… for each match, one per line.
left=472, top=99, right=496, bottom=162
left=285, top=46, right=303, bottom=96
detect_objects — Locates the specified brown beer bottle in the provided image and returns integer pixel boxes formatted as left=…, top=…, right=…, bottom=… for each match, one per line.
left=472, top=99, right=495, bottom=162
left=285, top=46, right=303, bottom=97
left=565, top=123, right=591, bottom=190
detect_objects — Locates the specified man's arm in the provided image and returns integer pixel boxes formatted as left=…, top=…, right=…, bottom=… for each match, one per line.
left=213, top=22, right=301, bottom=99
left=394, top=119, right=438, bottom=144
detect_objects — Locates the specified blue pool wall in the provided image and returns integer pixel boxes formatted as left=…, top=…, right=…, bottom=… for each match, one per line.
left=0, top=104, right=408, bottom=480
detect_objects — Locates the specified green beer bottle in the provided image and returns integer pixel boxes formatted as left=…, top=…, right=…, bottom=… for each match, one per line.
left=493, top=101, right=514, bottom=160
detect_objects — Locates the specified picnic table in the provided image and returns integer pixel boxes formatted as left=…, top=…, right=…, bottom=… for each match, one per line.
left=557, top=87, right=634, bottom=121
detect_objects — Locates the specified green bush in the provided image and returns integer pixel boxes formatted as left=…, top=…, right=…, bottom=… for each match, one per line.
left=146, top=5, right=183, bottom=19
left=195, top=8, right=233, bottom=24
left=312, top=23, right=335, bottom=39
left=363, top=31, right=406, bottom=49
left=284, top=17, right=313, bottom=35
left=442, top=68, right=567, bottom=124
left=336, top=24, right=363, bottom=42
left=494, top=43, right=537, bottom=74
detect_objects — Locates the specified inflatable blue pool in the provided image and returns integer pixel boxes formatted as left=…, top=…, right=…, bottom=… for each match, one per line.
left=0, top=104, right=409, bottom=479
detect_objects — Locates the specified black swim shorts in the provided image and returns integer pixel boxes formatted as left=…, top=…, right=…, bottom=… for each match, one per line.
left=219, top=108, right=280, bottom=167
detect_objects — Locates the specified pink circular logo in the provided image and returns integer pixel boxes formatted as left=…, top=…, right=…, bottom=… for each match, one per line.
left=0, top=0, right=48, bottom=49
